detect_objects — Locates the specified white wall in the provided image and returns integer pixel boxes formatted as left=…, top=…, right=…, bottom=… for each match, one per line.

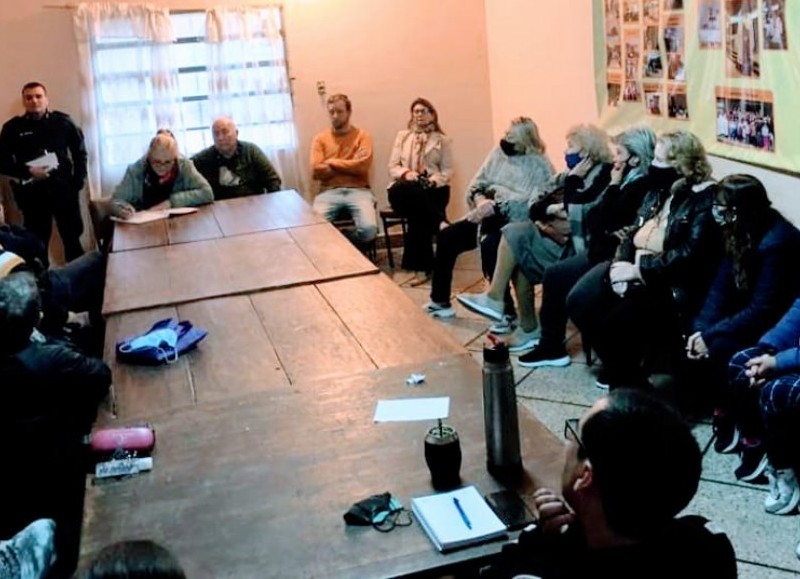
left=484, top=0, right=599, bottom=169
left=0, top=0, right=495, bottom=221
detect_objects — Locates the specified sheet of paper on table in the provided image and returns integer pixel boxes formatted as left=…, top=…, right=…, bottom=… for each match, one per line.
left=111, top=207, right=198, bottom=225
left=373, top=396, right=450, bottom=422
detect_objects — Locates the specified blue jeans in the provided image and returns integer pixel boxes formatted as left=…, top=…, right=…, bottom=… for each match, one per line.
left=313, top=187, right=377, bottom=243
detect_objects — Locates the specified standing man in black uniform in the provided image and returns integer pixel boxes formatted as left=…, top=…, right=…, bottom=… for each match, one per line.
left=0, top=82, right=88, bottom=262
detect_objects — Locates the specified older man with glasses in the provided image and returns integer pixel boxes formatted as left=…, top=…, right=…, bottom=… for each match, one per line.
left=481, top=389, right=736, bottom=578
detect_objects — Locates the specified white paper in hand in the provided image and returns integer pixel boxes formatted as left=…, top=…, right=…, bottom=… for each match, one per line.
left=26, top=151, right=59, bottom=171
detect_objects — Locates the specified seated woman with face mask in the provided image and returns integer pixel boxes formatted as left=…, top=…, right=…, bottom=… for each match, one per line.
left=423, top=117, right=553, bottom=320
left=566, top=130, right=723, bottom=391
left=518, top=126, right=656, bottom=368
left=110, top=129, right=214, bottom=219
left=457, top=124, right=613, bottom=353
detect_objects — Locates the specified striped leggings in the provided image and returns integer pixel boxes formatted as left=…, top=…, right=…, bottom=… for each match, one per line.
left=729, top=346, right=800, bottom=469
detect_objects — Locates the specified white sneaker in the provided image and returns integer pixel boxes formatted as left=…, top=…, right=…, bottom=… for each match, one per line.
left=423, top=301, right=455, bottom=319
left=455, top=292, right=505, bottom=322
left=506, top=327, right=541, bottom=354
left=489, top=315, right=516, bottom=335
left=764, top=466, right=800, bottom=515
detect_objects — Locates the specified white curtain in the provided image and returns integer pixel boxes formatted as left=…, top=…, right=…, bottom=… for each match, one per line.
left=73, top=3, right=178, bottom=198
left=205, top=6, right=306, bottom=193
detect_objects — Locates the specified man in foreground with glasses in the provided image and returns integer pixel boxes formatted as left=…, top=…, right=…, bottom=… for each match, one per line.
left=483, top=389, right=736, bottom=578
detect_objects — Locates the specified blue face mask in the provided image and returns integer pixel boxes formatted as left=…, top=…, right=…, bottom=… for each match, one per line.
left=565, top=152, right=583, bottom=169
left=118, top=327, right=179, bottom=362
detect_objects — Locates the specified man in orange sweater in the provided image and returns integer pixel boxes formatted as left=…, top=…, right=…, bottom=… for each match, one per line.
left=310, top=94, right=376, bottom=243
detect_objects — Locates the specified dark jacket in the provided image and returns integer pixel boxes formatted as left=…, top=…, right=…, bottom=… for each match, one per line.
left=483, top=515, right=737, bottom=579
left=0, top=226, right=67, bottom=331
left=0, top=339, right=111, bottom=434
left=617, top=178, right=723, bottom=321
left=529, top=163, right=613, bottom=254
left=191, top=140, right=282, bottom=200
left=759, top=297, right=800, bottom=372
left=693, top=213, right=800, bottom=350
left=0, top=224, right=48, bottom=268
left=0, top=110, right=87, bottom=193
left=585, top=173, right=652, bottom=264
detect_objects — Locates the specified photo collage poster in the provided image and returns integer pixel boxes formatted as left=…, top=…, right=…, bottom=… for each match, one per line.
left=594, top=0, right=798, bottom=173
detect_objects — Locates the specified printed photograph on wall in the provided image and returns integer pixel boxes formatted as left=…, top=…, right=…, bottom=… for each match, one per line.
left=664, top=13, right=686, bottom=82
left=608, top=83, right=622, bottom=106
left=664, top=0, right=684, bottom=10
left=624, top=0, right=641, bottom=23
left=667, top=53, right=686, bottom=80
left=607, top=39, right=623, bottom=68
left=699, top=0, right=723, bottom=48
left=668, top=85, right=689, bottom=119
left=643, top=83, right=664, bottom=115
left=624, top=80, right=642, bottom=101
left=643, top=26, right=664, bottom=77
left=715, top=87, right=775, bottom=151
left=644, top=0, right=661, bottom=25
left=762, top=0, right=787, bottom=50
left=606, top=0, right=621, bottom=37
left=725, top=0, right=760, bottom=78
left=664, top=14, right=685, bottom=53
left=624, top=27, right=642, bottom=83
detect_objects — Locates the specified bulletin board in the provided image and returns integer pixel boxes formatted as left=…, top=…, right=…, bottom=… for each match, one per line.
left=593, top=0, right=799, bottom=174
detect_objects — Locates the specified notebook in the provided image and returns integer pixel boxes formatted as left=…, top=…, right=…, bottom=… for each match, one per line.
left=411, top=485, right=507, bottom=552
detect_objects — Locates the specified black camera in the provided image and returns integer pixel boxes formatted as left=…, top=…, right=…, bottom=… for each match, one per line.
left=418, top=171, right=434, bottom=190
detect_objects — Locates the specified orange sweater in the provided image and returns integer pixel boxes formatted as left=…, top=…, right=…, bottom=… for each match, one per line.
left=310, top=127, right=373, bottom=192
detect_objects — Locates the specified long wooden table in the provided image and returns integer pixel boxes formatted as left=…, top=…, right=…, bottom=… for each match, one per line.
left=82, top=355, right=564, bottom=579
left=111, top=189, right=324, bottom=252
left=103, top=222, right=379, bottom=315
left=85, top=191, right=564, bottom=578
left=102, top=274, right=466, bottom=421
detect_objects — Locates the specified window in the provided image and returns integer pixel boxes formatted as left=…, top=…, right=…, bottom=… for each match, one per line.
left=85, top=6, right=295, bottom=188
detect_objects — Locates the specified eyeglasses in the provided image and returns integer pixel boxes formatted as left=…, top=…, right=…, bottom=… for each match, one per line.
left=564, top=418, right=585, bottom=452
left=149, top=158, right=176, bottom=168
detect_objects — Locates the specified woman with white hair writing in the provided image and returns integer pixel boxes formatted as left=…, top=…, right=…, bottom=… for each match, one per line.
left=111, top=129, right=213, bottom=218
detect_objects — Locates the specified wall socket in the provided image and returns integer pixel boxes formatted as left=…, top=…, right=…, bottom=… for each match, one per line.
left=316, top=81, right=326, bottom=96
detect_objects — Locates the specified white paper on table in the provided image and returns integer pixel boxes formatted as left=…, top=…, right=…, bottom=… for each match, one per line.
left=373, top=397, right=450, bottom=422
left=111, top=207, right=198, bottom=225
left=26, top=151, right=59, bottom=171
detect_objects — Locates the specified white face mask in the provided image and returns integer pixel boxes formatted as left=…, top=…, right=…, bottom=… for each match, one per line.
left=119, top=328, right=179, bottom=362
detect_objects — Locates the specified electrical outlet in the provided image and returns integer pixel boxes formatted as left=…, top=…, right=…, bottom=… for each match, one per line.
left=316, top=81, right=326, bottom=96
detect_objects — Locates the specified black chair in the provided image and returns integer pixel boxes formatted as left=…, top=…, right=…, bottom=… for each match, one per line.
left=331, top=216, right=378, bottom=262
left=379, top=208, right=407, bottom=269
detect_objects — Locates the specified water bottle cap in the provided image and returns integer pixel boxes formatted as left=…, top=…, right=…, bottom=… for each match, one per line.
left=483, top=341, right=510, bottom=363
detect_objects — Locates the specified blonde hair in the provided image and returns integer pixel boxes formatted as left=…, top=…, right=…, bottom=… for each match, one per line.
left=566, top=124, right=612, bottom=163
left=659, top=130, right=711, bottom=184
left=509, top=116, right=546, bottom=155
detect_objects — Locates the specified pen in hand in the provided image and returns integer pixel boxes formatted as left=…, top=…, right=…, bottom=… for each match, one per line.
left=453, top=497, right=472, bottom=529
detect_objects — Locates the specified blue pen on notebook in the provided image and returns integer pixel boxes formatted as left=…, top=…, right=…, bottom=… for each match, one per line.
left=453, top=497, right=472, bottom=529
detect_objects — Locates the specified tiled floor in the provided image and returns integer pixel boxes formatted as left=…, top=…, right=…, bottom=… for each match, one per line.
left=379, top=246, right=800, bottom=579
